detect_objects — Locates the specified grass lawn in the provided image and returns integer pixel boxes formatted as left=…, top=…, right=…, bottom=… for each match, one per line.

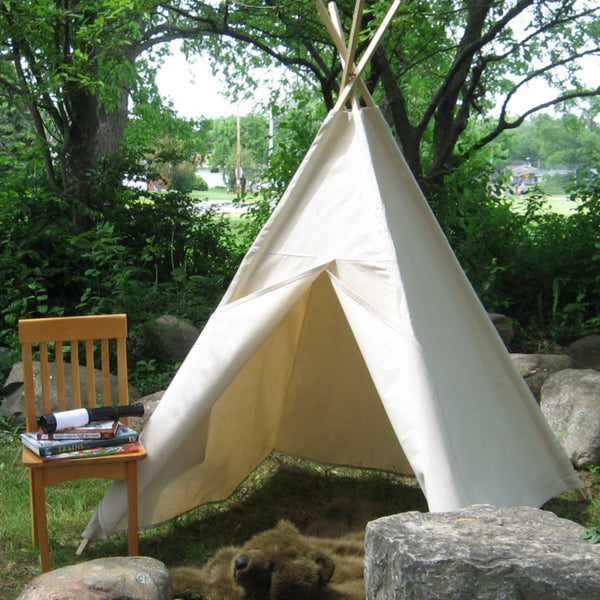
left=509, top=194, right=581, bottom=215
left=1, top=421, right=600, bottom=599
left=191, top=188, right=238, bottom=202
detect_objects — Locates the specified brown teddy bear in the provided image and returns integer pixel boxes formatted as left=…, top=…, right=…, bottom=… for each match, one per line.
left=170, top=518, right=367, bottom=600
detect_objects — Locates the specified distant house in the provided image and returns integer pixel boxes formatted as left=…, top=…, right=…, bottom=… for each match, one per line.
left=509, top=164, right=541, bottom=195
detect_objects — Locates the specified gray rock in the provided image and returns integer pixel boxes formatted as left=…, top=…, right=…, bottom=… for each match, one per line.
left=565, top=335, right=600, bottom=370
left=0, top=362, right=140, bottom=425
left=17, top=556, right=172, bottom=600
left=510, top=353, right=574, bottom=400
left=134, top=315, right=200, bottom=363
left=540, top=368, right=600, bottom=468
left=489, top=312, right=514, bottom=348
left=129, top=390, right=164, bottom=433
left=365, top=504, right=600, bottom=600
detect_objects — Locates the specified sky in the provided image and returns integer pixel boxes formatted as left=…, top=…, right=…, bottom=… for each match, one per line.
left=155, top=42, right=275, bottom=120
left=155, top=47, right=238, bottom=119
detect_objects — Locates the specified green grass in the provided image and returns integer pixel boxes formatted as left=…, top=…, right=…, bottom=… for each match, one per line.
left=509, top=194, right=581, bottom=215
left=190, top=188, right=237, bottom=202
left=2, top=421, right=599, bottom=599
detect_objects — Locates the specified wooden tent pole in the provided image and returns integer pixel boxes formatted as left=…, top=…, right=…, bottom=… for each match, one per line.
left=333, top=0, right=402, bottom=112
left=342, top=0, right=365, bottom=89
left=329, top=2, right=360, bottom=110
left=236, top=107, right=241, bottom=197
left=342, top=0, right=365, bottom=110
left=315, top=0, right=375, bottom=108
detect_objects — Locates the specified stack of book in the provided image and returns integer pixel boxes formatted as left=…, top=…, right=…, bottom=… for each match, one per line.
left=21, top=419, right=140, bottom=461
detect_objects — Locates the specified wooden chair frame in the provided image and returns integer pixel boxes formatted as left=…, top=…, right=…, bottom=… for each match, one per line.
left=19, top=314, right=146, bottom=572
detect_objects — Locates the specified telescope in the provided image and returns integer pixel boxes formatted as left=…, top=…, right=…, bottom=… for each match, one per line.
left=37, top=403, right=145, bottom=433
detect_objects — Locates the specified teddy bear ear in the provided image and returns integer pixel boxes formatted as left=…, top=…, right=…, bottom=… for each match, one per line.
left=315, top=554, right=335, bottom=585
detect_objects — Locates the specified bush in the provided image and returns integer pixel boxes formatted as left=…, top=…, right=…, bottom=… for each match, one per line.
left=431, top=158, right=600, bottom=349
left=194, top=176, right=209, bottom=191
left=0, top=168, right=245, bottom=358
left=169, top=163, right=197, bottom=192
left=1, top=132, right=598, bottom=366
left=541, top=172, right=572, bottom=195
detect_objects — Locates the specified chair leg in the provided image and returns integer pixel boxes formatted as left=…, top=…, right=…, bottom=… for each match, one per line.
left=126, top=461, right=139, bottom=556
left=27, top=470, right=38, bottom=546
left=30, top=470, right=51, bottom=573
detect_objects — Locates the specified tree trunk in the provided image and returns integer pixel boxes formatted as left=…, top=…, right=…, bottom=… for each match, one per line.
left=60, top=75, right=131, bottom=231
left=60, top=86, right=100, bottom=230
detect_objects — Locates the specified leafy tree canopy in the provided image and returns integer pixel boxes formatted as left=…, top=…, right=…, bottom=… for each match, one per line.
left=1, top=0, right=599, bottom=218
left=503, top=111, right=600, bottom=170
left=180, top=0, right=600, bottom=191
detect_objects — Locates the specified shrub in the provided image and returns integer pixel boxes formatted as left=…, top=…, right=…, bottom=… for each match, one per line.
left=170, top=163, right=197, bottom=193
left=431, top=159, right=600, bottom=349
left=0, top=173, right=243, bottom=357
left=194, top=176, right=209, bottom=191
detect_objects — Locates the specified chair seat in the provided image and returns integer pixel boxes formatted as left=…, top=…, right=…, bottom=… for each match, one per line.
left=23, top=442, right=147, bottom=468
left=23, top=442, right=146, bottom=485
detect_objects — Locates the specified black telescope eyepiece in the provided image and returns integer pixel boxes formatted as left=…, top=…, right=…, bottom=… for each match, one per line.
left=37, top=402, right=145, bottom=433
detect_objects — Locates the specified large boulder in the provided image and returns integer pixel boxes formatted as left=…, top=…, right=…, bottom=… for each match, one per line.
left=565, top=335, right=600, bottom=370
left=365, top=504, right=600, bottom=600
left=17, top=556, right=171, bottom=600
left=540, top=368, right=600, bottom=468
left=510, top=353, right=574, bottom=400
left=0, top=362, right=140, bottom=425
left=129, top=390, right=165, bottom=433
left=133, top=315, right=200, bottom=363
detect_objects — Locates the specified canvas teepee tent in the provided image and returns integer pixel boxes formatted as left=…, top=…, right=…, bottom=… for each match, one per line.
left=82, top=0, right=581, bottom=543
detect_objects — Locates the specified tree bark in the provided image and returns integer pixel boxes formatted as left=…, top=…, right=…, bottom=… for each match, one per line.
left=59, top=57, right=132, bottom=230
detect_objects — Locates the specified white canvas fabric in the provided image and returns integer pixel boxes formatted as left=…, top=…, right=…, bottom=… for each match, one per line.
left=83, top=107, right=581, bottom=540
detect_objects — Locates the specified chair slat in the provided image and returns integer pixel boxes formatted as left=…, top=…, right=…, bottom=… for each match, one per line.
left=85, top=339, right=96, bottom=407
left=71, top=340, right=82, bottom=409
left=100, top=338, right=111, bottom=406
left=116, top=337, right=129, bottom=423
left=39, top=344, right=52, bottom=416
left=55, top=341, right=66, bottom=412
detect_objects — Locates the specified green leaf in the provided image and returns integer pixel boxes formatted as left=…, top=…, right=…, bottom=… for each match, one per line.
left=581, top=527, right=600, bottom=543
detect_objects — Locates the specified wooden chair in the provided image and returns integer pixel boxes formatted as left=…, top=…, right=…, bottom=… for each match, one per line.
left=19, top=314, right=147, bottom=572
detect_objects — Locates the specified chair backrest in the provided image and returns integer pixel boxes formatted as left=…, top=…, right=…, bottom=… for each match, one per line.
left=18, top=314, right=130, bottom=432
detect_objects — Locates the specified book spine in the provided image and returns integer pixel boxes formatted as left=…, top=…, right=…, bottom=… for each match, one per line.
left=20, top=434, right=40, bottom=456
left=24, top=432, right=139, bottom=457
left=37, top=432, right=105, bottom=440
left=35, top=420, right=119, bottom=440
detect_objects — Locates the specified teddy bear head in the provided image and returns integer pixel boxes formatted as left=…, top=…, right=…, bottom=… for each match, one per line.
left=231, top=520, right=335, bottom=600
